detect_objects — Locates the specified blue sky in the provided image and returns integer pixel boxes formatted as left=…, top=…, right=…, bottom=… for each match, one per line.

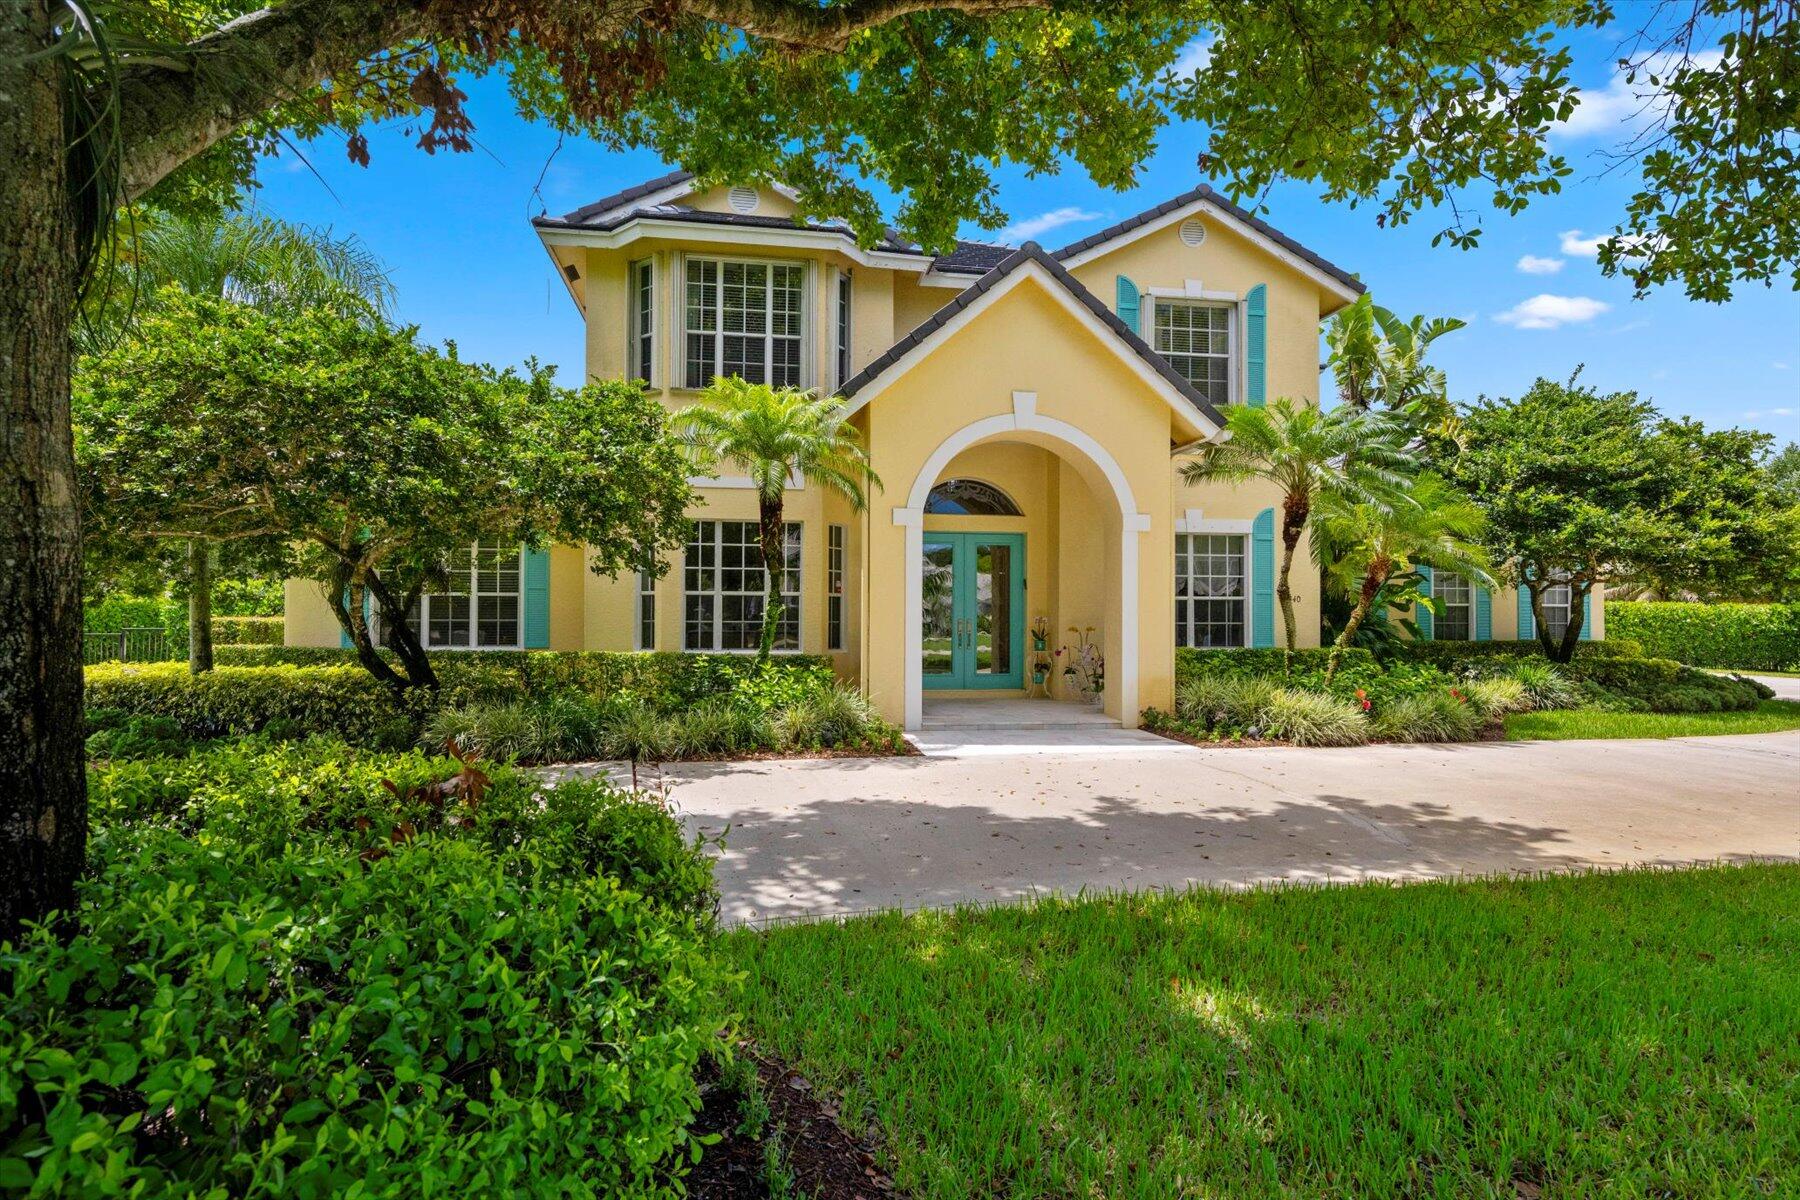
left=252, top=21, right=1798, bottom=447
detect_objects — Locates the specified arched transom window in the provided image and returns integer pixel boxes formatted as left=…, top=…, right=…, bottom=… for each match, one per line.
left=924, top=478, right=1023, bottom=516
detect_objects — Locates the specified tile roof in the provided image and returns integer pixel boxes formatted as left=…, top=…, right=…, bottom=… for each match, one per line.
left=554, top=169, right=694, bottom=226
left=1053, top=183, right=1364, bottom=295
left=929, top=240, right=1017, bottom=274
left=837, top=242, right=1226, bottom=428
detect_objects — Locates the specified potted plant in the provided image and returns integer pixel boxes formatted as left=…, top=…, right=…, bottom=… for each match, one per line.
left=1059, top=626, right=1104, bottom=705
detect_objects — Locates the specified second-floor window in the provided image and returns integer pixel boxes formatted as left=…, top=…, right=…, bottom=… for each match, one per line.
left=684, top=258, right=805, bottom=389
left=630, top=259, right=655, bottom=383
left=1153, top=300, right=1233, bottom=406
left=835, top=269, right=853, bottom=386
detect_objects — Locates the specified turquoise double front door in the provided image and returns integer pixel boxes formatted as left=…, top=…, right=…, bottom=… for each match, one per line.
left=921, top=532, right=1025, bottom=689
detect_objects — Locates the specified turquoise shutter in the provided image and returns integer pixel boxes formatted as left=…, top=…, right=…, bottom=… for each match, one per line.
left=1579, top=589, right=1593, bottom=640
left=1245, top=283, right=1268, bottom=407
left=1116, top=276, right=1141, bottom=335
left=1415, top=565, right=1434, bottom=640
left=339, top=587, right=371, bottom=649
left=523, top=547, right=551, bottom=648
left=1250, top=507, right=1276, bottom=648
left=1474, top=586, right=1493, bottom=641
left=1517, top=585, right=1534, bottom=640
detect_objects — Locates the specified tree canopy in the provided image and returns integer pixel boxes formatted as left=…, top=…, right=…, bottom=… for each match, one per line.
left=75, top=291, right=693, bottom=689
left=1447, top=374, right=1800, bottom=657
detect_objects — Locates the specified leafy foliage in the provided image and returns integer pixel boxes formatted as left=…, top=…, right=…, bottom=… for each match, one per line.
left=1605, top=601, right=1800, bottom=671
left=74, top=292, right=693, bottom=688
left=1, top=738, right=726, bottom=1197
left=1449, top=375, right=1800, bottom=658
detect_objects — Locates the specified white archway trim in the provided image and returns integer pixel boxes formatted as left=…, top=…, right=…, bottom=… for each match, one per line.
left=896, top=405, right=1152, bottom=730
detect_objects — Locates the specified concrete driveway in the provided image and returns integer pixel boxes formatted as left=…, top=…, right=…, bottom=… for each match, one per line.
left=588, top=727, right=1800, bottom=925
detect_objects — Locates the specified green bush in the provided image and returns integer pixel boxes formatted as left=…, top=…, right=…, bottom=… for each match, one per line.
left=2, top=741, right=726, bottom=1197
left=1461, top=676, right=1530, bottom=718
left=1565, top=655, right=1764, bottom=713
left=1387, top=638, right=1643, bottom=667
left=83, top=713, right=193, bottom=760
left=210, top=614, right=285, bottom=644
left=1502, top=661, right=1579, bottom=711
left=86, top=662, right=420, bottom=747
left=1257, top=689, right=1370, bottom=747
left=1372, top=691, right=1484, bottom=742
left=1175, top=646, right=1375, bottom=687
left=1605, top=602, right=1800, bottom=672
left=1175, top=673, right=1282, bottom=731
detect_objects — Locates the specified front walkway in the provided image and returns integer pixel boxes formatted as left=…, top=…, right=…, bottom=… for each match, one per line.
left=641, top=729, right=1800, bottom=925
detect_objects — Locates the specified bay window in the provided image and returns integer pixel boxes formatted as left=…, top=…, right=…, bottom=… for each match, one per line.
left=684, top=257, right=805, bottom=388
left=684, top=519, right=802, bottom=651
left=629, top=259, right=655, bottom=383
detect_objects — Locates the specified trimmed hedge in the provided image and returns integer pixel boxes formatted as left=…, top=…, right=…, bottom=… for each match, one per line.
left=2, top=740, right=727, bottom=1196
left=86, top=662, right=419, bottom=746
left=1175, top=646, right=1376, bottom=686
left=1387, top=638, right=1644, bottom=666
left=210, top=615, right=285, bottom=644
left=1605, top=602, right=1800, bottom=672
left=1563, top=655, right=1767, bottom=713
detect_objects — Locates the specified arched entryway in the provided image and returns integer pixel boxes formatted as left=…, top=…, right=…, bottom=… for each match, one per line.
left=891, top=391, right=1151, bottom=730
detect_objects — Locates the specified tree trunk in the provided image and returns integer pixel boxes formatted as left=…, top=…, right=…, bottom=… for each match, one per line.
left=1325, top=562, right=1388, bottom=684
left=368, top=569, right=438, bottom=691
left=188, top=539, right=214, bottom=673
left=1527, top=583, right=1572, bottom=663
left=757, top=494, right=786, bottom=666
left=1, top=0, right=87, bottom=941
left=1555, top=582, right=1588, bottom=663
left=1277, top=491, right=1310, bottom=654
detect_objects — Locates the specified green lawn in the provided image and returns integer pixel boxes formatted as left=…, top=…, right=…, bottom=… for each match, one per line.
left=724, top=866, right=1800, bottom=1198
left=1505, top=699, right=1800, bottom=741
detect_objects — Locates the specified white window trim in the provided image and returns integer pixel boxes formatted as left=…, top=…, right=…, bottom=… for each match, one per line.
left=827, top=524, right=846, bottom=652
left=412, top=542, right=526, bottom=651
left=1152, top=297, right=1238, bottom=407
left=682, top=519, right=805, bottom=654
left=1433, top=571, right=1475, bottom=641
left=678, top=253, right=811, bottom=391
left=627, top=257, right=658, bottom=386
left=832, top=266, right=853, bottom=390
left=635, top=567, right=657, bottom=651
left=1174, top=525, right=1252, bottom=650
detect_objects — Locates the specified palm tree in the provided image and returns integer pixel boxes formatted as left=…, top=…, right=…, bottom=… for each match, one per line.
left=1182, top=399, right=1414, bottom=652
left=679, top=378, right=879, bottom=664
left=82, top=210, right=394, bottom=673
left=1314, top=474, right=1493, bottom=683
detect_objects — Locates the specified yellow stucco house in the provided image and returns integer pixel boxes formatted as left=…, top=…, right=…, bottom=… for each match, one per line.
left=285, top=172, right=1602, bottom=729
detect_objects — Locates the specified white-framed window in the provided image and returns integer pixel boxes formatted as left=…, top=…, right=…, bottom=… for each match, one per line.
left=1541, top=583, right=1573, bottom=641
left=834, top=269, right=853, bottom=387
left=410, top=542, right=523, bottom=649
left=683, top=257, right=805, bottom=389
left=1175, top=533, right=1247, bottom=648
left=635, top=566, right=657, bottom=651
left=629, top=259, right=655, bottom=383
left=827, top=524, right=846, bottom=651
left=684, top=519, right=802, bottom=651
left=1434, top=571, right=1473, bottom=641
left=1153, top=300, right=1233, bottom=406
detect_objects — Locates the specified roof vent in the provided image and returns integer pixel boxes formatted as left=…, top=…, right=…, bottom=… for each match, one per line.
left=727, top=186, right=759, bottom=214
left=1179, top=217, right=1207, bottom=247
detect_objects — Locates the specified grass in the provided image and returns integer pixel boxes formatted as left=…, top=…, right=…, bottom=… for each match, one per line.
left=1505, top=699, right=1800, bottom=741
left=724, top=866, right=1800, bottom=1198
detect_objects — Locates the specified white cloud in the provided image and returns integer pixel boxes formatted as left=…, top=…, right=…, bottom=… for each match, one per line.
left=1494, top=294, right=1611, bottom=330
left=1552, top=49, right=1725, bottom=140
left=997, top=206, right=1104, bottom=244
left=1169, top=35, right=1214, bottom=78
left=1516, top=254, right=1564, bottom=275
left=1745, top=407, right=1796, bottom=419
left=1773, top=361, right=1792, bottom=370
left=1558, top=229, right=1606, bottom=257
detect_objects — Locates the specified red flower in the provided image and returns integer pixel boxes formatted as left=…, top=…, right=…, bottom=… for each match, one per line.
left=1450, top=687, right=1465, bottom=702
left=1361, top=699, right=1372, bottom=711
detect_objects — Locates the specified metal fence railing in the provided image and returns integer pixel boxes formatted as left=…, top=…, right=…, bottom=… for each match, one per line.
left=84, top=627, right=171, bottom=665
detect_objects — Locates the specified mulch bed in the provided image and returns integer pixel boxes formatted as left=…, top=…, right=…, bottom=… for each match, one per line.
left=1145, top=720, right=1507, bottom=750
left=684, top=1046, right=902, bottom=1199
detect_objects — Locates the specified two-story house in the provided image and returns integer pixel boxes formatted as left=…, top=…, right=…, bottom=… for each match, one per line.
left=284, top=171, right=1602, bottom=729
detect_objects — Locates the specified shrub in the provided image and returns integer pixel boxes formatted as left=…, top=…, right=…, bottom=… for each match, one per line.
left=1176, top=674, right=1282, bottom=731
left=671, top=700, right=767, bottom=757
left=1175, top=646, right=1374, bottom=687
left=86, top=662, right=419, bottom=747
left=1461, top=676, right=1530, bottom=718
left=1605, top=601, right=1800, bottom=672
left=1373, top=691, right=1484, bottom=742
left=771, top=684, right=884, bottom=749
left=84, top=713, right=193, bottom=760
left=1386, top=638, right=1643, bottom=667
left=1505, top=661, right=1580, bottom=711
left=1256, top=689, right=1370, bottom=747
left=1565, top=655, right=1763, bottom=713
left=3, top=742, right=726, bottom=1197
left=209, top=614, right=285, bottom=644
